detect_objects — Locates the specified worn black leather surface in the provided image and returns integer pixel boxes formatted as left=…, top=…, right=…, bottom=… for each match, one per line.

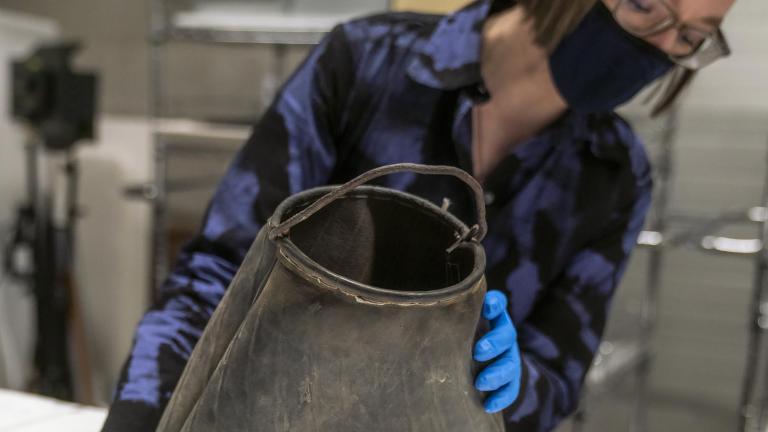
left=156, top=185, right=504, bottom=431
left=156, top=226, right=278, bottom=430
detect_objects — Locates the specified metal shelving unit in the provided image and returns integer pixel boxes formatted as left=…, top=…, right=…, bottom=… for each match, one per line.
left=143, top=0, right=390, bottom=294
left=737, top=137, right=768, bottom=432
left=577, top=126, right=768, bottom=432
left=169, top=5, right=346, bottom=45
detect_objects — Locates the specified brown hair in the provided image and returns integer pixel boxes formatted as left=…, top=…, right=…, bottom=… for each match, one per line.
left=490, top=0, right=692, bottom=115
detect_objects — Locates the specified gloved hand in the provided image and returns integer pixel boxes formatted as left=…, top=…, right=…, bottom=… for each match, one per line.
left=474, top=290, right=522, bottom=413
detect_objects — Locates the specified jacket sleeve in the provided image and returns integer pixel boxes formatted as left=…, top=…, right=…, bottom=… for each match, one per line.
left=503, top=167, right=653, bottom=431
left=102, top=25, right=356, bottom=432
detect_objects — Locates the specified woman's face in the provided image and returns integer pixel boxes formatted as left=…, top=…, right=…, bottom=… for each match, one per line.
left=602, top=0, right=736, bottom=56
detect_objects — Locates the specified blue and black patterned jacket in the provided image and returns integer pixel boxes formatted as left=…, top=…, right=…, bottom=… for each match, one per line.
left=104, top=1, right=653, bottom=431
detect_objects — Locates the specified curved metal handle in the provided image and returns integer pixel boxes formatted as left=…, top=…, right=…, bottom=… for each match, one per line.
left=269, top=163, right=487, bottom=244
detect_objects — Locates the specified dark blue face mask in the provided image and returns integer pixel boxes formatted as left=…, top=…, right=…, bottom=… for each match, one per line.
left=548, top=2, right=675, bottom=113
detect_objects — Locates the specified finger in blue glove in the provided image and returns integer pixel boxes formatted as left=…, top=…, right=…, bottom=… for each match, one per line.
left=475, top=349, right=521, bottom=392
left=473, top=291, right=517, bottom=362
left=473, top=290, right=522, bottom=414
left=483, top=376, right=522, bottom=414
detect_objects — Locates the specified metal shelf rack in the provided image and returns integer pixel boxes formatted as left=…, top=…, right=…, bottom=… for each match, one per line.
left=578, top=127, right=768, bottom=432
left=145, top=0, right=390, bottom=294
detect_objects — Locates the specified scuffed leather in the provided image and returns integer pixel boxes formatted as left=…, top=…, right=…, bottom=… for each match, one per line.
left=157, top=186, right=504, bottom=432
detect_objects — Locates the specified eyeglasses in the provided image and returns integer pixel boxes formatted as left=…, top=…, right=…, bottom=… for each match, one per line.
left=611, top=0, right=731, bottom=70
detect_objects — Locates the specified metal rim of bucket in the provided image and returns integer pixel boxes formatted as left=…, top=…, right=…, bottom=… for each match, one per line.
left=270, top=184, right=487, bottom=307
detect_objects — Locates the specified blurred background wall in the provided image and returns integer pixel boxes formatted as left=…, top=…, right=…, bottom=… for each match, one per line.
left=0, top=1, right=764, bottom=431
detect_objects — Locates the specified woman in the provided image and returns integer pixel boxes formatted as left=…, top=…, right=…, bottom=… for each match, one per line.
left=103, top=0, right=735, bottom=430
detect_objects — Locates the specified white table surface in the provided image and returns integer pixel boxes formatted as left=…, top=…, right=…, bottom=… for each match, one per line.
left=0, top=389, right=107, bottom=431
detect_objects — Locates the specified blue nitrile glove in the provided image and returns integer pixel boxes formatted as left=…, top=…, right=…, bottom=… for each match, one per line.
left=474, top=290, right=522, bottom=414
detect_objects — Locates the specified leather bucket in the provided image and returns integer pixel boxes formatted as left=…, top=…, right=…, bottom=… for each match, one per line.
left=156, top=163, right=504, bottom=432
